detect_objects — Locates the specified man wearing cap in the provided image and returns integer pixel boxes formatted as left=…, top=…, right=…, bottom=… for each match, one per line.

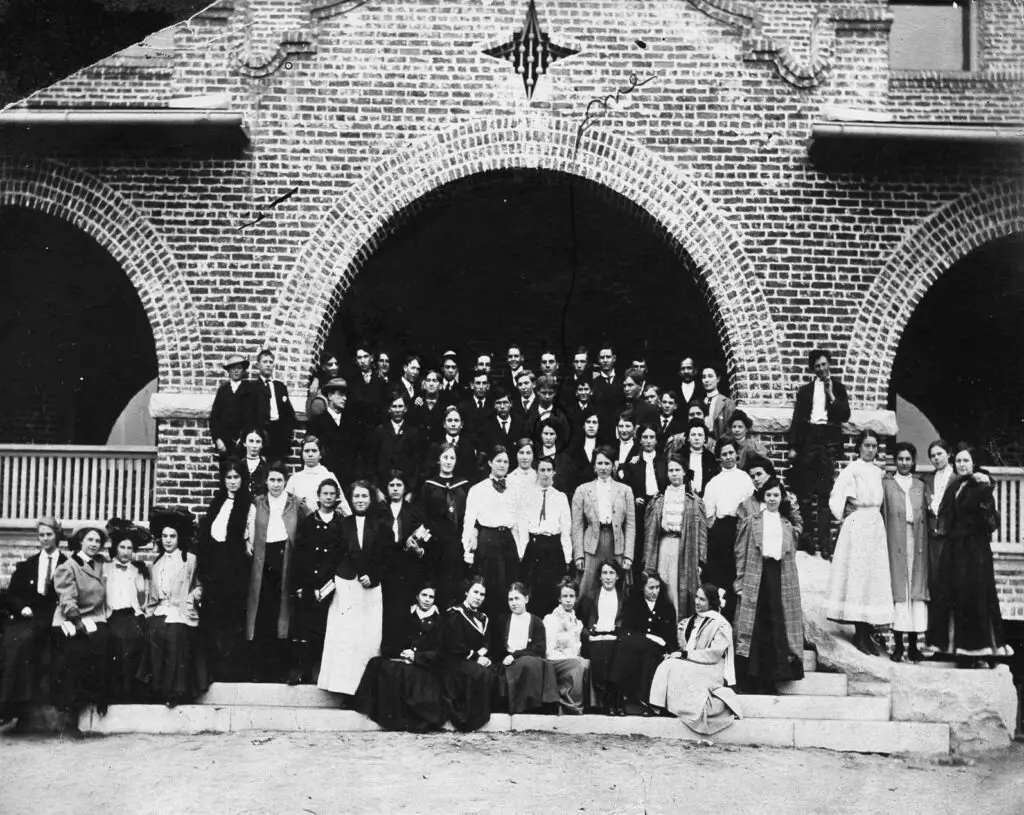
left=210, top=354, right=250, bottom=457
left=243, top=349, right=297, bottom=462
left=309, top=377, right=357, bottom=488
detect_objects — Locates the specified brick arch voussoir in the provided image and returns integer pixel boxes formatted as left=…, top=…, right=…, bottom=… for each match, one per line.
left=0, top=160, right=203, bottom=391
left=846, top=181, right=1024, bottom=409
left=272, top=117, right=784, bottom=403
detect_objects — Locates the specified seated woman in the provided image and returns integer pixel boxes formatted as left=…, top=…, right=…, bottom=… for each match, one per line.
left=649, top=583, right=741, bottom=734
left=493, top=582, right=559, bottom=714
left=607, top=570, right=677, bottom=716
left=102, top=519, right=150, bottom=702
left=734, top=477, right=805, bottom=693
left=355, top=582, right=445, bottom=732
left=542, top=577, right=588, bottom=715
left=579, top=559, right=625, bottom=714
left=138, top=507, right=207, bottom=707
left=0, top=517, right=67, bottom=727
left=51, top=526, right=112, bottom=719
left=442, top=576, right=497, bottom=732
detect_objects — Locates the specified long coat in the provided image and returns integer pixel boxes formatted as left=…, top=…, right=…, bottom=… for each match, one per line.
left=881, top=475, right=929, bottom=603
left=52, top=555, right=109, bottom=627
left=733, top=511, right=804, bottom=661
left=245, top=493, right=306, bottom=640
left=643, top=490, right=708, bottom=619
left=571, top=479, right=636, bottom=562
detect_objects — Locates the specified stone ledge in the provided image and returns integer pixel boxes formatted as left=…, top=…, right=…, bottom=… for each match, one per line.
left=743, top=406, right=898, bottom=436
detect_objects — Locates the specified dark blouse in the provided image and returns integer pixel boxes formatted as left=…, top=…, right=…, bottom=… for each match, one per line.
left=444, top=606, right=490, bottom=662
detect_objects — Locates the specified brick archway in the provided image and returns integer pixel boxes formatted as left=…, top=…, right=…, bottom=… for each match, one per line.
left=0, top=160, right=204, bottom=391
left=846, top=180, right=1024, bottom=409
left=268, top=115, right=785, bottom=404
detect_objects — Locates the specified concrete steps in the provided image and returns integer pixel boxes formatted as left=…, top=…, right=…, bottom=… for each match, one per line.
left=78, top=705, right=949, bottom=756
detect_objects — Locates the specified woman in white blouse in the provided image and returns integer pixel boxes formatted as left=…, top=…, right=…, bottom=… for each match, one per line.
left=507, top=437, right=539, bottom=497
left=702, top=437, right=754, bottom=621
left=286, top=435, right=352, bottom=516
left=463, top=446, right=522, bottom=619
left=542, top=576, right=588, bottom=714
left=578, top=560, right=625, bottom=714
left=733, top=477, right=805, bottom=693
left=518, top=457, right=572, bottom=618
left=198, top=458, right=256, bottom=681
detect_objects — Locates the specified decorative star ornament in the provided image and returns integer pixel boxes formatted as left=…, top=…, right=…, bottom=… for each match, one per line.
left=483, top=0, right=578, bottom=99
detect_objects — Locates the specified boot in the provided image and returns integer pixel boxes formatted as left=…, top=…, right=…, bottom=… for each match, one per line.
left=890, top=633, right=905, bottom=663
left=852, top=624, right=872, bottom=655
left=287, top=641, right=308, bottom=686
left=907, top=634, right=923, bottom=663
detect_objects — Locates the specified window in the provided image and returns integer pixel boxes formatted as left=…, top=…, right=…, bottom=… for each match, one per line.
left=889, top=1, right=974, bottom=71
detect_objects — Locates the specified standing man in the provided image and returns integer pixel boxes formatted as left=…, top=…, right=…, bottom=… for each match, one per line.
left=502, top=343, right=526, bottom=396
left=629, top=354, right=650, bottom=395
left=244, top=349, right=296, bottom=462
left=678, top=357, right=701, bottom=407
left=655, top=389, right=687, bottom=444
left=348, top=346, right=385, bottom=438
left=210, top=354, right=250, bottom=457
left=397, top=355, right=421, bottom=402
left=787, top=349, right=851, bottom=559
left=479, top=388, right=528, bottom=455
left=591, top=344, right=619, bottom=413
left=514, top=369, right=539, bottom=424
left=309, top=378, right=357, bottom=488
left=528, top=374, right=571, bottom=447
left=439, top=351, right=464, bottom=404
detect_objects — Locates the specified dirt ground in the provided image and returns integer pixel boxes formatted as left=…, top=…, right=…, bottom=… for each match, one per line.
left=1, top=730, right=1022, bottom=815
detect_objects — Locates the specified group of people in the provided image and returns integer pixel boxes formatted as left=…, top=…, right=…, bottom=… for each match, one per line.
left=0, top=343, right=1010, bottom=734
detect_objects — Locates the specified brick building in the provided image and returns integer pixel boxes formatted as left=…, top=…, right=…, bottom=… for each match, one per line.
left=1, top=1, right=1022, bottom=607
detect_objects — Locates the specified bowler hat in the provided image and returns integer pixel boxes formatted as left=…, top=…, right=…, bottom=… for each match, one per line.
left=223, top=354, right=250, bottom=370
left=321, top=377, right=348, bottom=394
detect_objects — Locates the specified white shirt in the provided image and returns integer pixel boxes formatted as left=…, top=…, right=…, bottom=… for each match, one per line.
left=617, top=440, right=634, bottom=464
left=266, top=492, right=289, bottom=541
left=680, top=381, right=696, bottom=403
left=810, top=379, right=827, bottom=424
left=518, top=485, right=572, bottom=562
left=704, top=467, right=755, bottom=520
left=596, top=588, right=618, bottom=633
left=929, top=467, right=953, bottom=516
left=762, top=511, right=783, bottom=560
left=643, top=451, right=658, bottom=497
left=286, top=465, right=351, bottom=515
left=689, top=450, right=705, bottom=494
left=261, top=377, right=279, bottom=422
left=595, top=479, right=613, bottom=524
left=463, top=479, right=521, bottom=552
left=521, top=395, right=535, bottom=413
left=36, top=550, right=59, bottom=596
left=507, top=612, right=531, bottom=653
left=391, top=421, right=405, bottom=436
left=401, top=379, right=415, bottom=399
left=583, top=438, right=596, bottom=463
left=107, top=562, right=139, bottom=611
left=211, top=497, right=235, bottom=542
left=389, top=501, right=404, bottom=541
left=326, top=407, right=343, bottom=427
left=245, top=456, right=262, bottom=475
left=229, top=380, right=242, bottom=394
left=894, top=473, right=915, bottom=522
left=355, top=515, right=366, bottom=546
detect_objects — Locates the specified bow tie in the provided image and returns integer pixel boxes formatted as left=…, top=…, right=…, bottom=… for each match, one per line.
left=492, top=477, right=507, bottom=494
left=114, top=563, right=130, bottom=571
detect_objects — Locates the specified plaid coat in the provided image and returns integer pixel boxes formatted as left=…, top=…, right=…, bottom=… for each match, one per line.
left=733, top=511, right=804, bottom=660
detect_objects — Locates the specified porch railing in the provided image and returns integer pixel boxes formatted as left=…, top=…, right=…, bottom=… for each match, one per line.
left=0, top=444, right=157, bottom=529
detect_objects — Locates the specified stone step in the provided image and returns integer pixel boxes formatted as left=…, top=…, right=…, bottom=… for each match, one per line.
left=803, top=649, right=817, bottom=673
left=197, top=683, right=337, bottom=708
left=777, top=673, right=848, bottom=696
left=78, top=706, right=949, bottom=756
left=741, top=694, right=889, bottom=721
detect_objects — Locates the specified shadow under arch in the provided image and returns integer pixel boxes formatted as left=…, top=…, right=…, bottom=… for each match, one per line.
left=267, top=115, right=785, bottom=404
left=845, top=179, right=1024, bottom=410
left=0, top=159, right=204, bottom=391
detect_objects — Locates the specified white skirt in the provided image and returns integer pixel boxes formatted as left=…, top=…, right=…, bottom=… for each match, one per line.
left=893, top=522, right=928, bottom=633
left=317, top=577, right=383, bottom=694
left=826, top=508, right=894, bottom=626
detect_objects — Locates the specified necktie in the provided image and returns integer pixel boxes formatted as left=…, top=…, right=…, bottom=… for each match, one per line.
left=502, top=419, right=509, bottom=434
left=540, top=489, right=547, bottom=522
left=477, top=399, right=484, bottom=410
left=662, top=417, right=668, bottom=431
left=115, top=562, right=129, bottom=571
left=45, top=555, right=53, bottom=590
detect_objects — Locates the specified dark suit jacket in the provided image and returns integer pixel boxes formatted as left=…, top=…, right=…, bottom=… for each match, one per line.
left=563, top=399, right=600, bottom=439
left=787, top=376, right=851, bottom=450
left=654, top=414, right=688, bottom=445
left=439, top=380, right=465, bottom=406
left=409, top=399, right=447, bottom=444
left=478, top=413, right=529, bottom=456
left=210, top=381, right=247, bottom=449
left=368, top=421, right=422, bottom=488
left=347, top=370, right=386, bottom=431
left=683, top=448, right=720, bottom=497
left=590, top=372, right=620, bottom=413
left=620, top=592, right=678, bottom=649
left=527, top=404, right=572, bottom=448
left=513, top=395, right=540, bottom=426
left=622, top=453, right=669, bottom=498
left=243, top=377, right=296, bottom=434
left=336, top=514, right=391, bottom=586
left=611, top=399, right=659, bottom=430
left=491, top=613, right=547, bottom=661
left=677, top=381, right=703, bottom=408
left=3, top=552, right=67, bottom=617
left=381, top=500, right=428, bottom=578
left=458, top=395, right=494, bottom=449
left=308, top=410, right=358, bottom=486
left=424, top=435, right=477, bottom=482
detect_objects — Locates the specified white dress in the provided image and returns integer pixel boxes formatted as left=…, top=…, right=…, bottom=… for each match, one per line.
left=826, top=459, right=894, bottom=626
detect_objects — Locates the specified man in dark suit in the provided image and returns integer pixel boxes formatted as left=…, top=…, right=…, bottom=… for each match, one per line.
left=655, top=389, right=688, bottom=445
left=439, top=352, right=465, bottom=405
left=308, top=377, right=358, bottom=489
left=367, top=390, right=422, bottom=492
left=591, top=344, right=620, bottom=414
left=209, top=354, right=249, bottom=457
left=0, top=520, right=67, bottom=722
left=787, top=348, right=851, bottom=559
left=501, top=343, right=526, bottom=397
left=478, top=387, right=528, bottom=456
left=563, top=378, right=602, bottom=442
left=347, top=346, right=385, bottom=438
left=459, top=370, right=493, bottom=448
left=613, top=367, right=659, bottom=429
left=677, top=356, right=702, bottom=407
left=513, top=369, right=540, bottom=425
left=528, top=374, right=572, bottom=446
left=243, top=349, right=297, bottom=462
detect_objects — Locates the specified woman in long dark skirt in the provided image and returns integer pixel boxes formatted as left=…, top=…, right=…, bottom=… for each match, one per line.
left=938, top=444, right=1013, bottom=667
left=442, top=576, right=496, bottom=731
left=420, top=443, right=470, bottom=612
left=517, top=457, right=571, bottom=618
left=198, top=457, right=255, bottom=680
left=608, top=570, right=677, bottom=716
left=380, top=469, right=430, bottom=647
left=493, top=582, right=559, bottom=714
left=578, top=560, right=625, bottom=714
left=138, top=507, right=207, bottom=706
left=102, top=519, right=150, bottom=701
left=356, top=582, right=445, bottom=732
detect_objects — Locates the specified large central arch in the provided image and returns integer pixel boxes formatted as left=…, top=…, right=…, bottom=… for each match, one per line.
left=0, top=159, right=204, bottom=391
left=267, top=114, right=785, bottom=405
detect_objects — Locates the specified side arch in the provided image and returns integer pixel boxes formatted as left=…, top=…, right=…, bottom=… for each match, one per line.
left=846, top=180, right=1024, bottom=409
left=0, top=160, right=204, bottom=391
left=268, top=115, right=785, bottom=404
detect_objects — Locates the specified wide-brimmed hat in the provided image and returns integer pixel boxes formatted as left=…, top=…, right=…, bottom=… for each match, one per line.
left=149, top=506, right=195, bottom=547
left=222, top=354, right=250, bottom=370
left=106, top=517, right=152, bottom=550
left=321, top=377, right=348, bottom=394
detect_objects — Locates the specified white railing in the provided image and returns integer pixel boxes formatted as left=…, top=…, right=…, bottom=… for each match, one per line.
left=915, top=464, right=1023, bottom=552
left=0, top=444, right=157, bottom=529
